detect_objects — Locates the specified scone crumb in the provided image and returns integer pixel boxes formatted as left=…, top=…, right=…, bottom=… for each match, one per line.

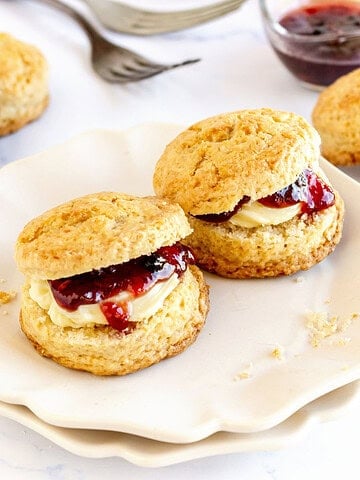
left=0, top=290, right=16, bottom=305
left=234, top=372, right=251, bottom=380
left=333, top=336, right=351, bottom=346
left=233, top=362, right=253, bottom=381
left=0, top=278, right=6, bottom=284
left=2, top=310, right=8, bottom=316
left=294, top=276, right=304, bottom=284
left=305, top=311, right=357, bottom=347
left=271, top=345, right=284, bottom=360
left=305, top=311, right=336, bottom=347
left=324, top=298, right=331, bottom=304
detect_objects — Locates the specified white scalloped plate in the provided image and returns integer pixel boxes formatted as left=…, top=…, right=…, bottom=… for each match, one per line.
left=1, top=123, right=360, bottom=443
left=0, top=381, right=358, bottom=467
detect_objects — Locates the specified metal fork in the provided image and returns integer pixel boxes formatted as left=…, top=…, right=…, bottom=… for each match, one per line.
left=32, top=0, right=200, bottom=83
left=84, top=0, right=247, bottom=35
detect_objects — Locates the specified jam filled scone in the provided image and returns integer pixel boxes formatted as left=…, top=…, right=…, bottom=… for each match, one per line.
left=15, top=192, right=209, bottom=375
left=153, top=108, right=344, bottom=278
left=0, top=33, right=49, bottom=136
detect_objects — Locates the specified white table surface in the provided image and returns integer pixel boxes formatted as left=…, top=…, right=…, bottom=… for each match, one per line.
left=0, top=0, right=359, bottom=478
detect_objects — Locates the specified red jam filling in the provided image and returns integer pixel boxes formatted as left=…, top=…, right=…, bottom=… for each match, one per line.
left=258, top=169, right=335, bottom=214
left=195, top=196, right=250, bottom=223
left=49, top=243, right=195, bottom=333
left=194, top=169, right=335, bottom=223
left=276, top=2, right=360, bottom=86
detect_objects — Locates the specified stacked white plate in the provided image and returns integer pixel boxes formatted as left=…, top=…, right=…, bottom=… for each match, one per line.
left=82, top=0, right=245, bottom=33
left=1, top=124, right=360, bottom=467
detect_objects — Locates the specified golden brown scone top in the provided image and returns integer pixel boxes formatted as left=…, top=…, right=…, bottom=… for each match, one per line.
left=15, top=192, right=192, bottom=280
left=153, top=108, right=321, bottom=215
left=312, top=68, right=360, bottom=166
left=0, top=33, right=48, bottom=100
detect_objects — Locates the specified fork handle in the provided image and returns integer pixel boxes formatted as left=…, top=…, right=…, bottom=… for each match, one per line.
left=30, top=0, right=99, bottom=39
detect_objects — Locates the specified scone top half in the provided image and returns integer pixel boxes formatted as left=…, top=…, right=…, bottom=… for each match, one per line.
left=16, top=192, right=192, bottom=280
left=15, top=192, right=200, bottom=333
left=154, top=108, right=323, bottom=217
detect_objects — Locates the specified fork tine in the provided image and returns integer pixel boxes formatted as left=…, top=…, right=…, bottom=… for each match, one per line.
left=134, top=58, right=200, bottom=71
left=108, top=68, right=167, bottom=83
left=108, top=57, right=200, bottom=83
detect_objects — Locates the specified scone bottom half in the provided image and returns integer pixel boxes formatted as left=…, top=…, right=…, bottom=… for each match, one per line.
left=153, top=108, right=345, bottom=278
left=15, top=192, right=209, bottom=376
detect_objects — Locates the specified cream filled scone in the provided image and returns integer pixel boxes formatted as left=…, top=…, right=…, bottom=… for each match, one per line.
left=0, top=33, right=49, bottom=136
left=15, top=192, right=209, bottom=375
left=153, top=108, right=344, bottom=278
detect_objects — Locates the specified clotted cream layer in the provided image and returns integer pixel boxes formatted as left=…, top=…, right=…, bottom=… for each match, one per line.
left=229, top=201, right=302, bottom=228
left=29, top=275, right=179, bottom=328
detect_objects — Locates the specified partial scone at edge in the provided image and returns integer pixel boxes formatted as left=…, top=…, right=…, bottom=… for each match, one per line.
left=20, top=266, right=209, bottom=376
left=0, top=33, right=49, bottom=136
left=0, top=96, right=49, bottom=136
left=312, top=68, right=360, bottom=166
left=183, top=193, right=344, bottom=279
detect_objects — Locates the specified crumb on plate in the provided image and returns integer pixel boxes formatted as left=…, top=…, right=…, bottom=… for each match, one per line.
left=271, top=345, right=284, bottom=360
left=233, top=362, right=253, bottom=381
left=0, top=290, right=16, bottom=305
left=333, top=336, right=351, bottom=346
left=294, top=276, right=304, bottom=284
left=305, top=310, right=358, bottom=347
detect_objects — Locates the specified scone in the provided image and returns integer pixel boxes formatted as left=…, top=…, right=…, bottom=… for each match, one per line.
left=153, top=108, right=344, bottom=278
left=312, top=68, right=360, bottom=166
left=15, top=192, right=209, bottom=376
left=0, top=33, right=49, bottom=136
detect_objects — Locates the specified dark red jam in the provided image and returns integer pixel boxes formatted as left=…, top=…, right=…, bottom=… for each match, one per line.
left=275, top=2, right=360, bottom=86
left=194, top=196, right=250, bottom=223
left=258, top=169, right=335, bottom=214
left=49, top=243, right=194, bottom=333
left=194, top=169, right=335, bottom=223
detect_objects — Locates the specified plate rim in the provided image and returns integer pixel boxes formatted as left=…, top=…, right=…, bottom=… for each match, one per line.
left=0, top=380, right=358, bottom=467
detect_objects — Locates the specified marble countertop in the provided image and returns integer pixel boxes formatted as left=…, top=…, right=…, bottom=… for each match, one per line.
left=0, top=0, right=359, bottom=478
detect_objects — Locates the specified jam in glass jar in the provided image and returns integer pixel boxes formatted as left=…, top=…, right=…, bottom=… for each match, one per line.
left=260, top=0, right=360, bottom=89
